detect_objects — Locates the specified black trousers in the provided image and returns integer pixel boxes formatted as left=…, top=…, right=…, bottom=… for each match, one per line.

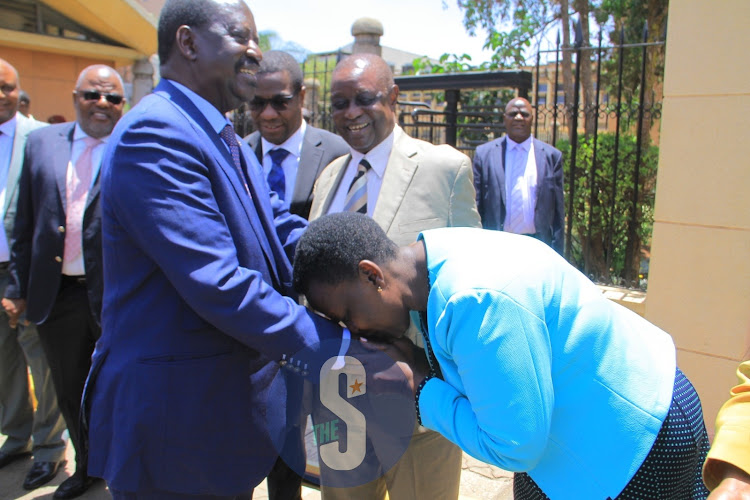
left=36, top=276, right=100, bottom=475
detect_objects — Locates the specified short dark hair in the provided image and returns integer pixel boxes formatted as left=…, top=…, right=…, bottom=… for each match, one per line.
left=259, top=50, right=304, bottom=93
left=293, top=213, right=398, bottom=295
left=18, top=90, right=30, bottom=104
left=157, top=0, right=215, bottom=64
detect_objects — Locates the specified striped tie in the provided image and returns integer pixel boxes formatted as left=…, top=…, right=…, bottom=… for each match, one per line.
left=343, top=159, right=370, bottom=214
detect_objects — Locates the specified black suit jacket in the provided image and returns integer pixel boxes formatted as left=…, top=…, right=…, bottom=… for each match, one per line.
left=245, top=125, right=348, bottom=219
left=5, top=122, right=103, bottom=324
left=472, top=136, right=565, bottom=254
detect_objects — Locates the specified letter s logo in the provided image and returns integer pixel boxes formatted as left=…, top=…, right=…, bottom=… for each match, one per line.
left=318, top=356, right=366, bottom=471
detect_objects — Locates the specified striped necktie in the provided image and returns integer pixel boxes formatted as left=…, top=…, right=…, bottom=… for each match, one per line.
left=343, top=159, right=370, bottom=214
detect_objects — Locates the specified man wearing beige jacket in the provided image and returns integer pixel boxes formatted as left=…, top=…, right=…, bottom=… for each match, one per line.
left=309, top=53, right=480, bottom=500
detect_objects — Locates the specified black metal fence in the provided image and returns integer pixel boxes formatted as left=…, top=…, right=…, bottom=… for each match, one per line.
left=297, top=24, right=663, bottom=289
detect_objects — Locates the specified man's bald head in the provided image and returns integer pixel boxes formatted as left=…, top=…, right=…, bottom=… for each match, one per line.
left=0, top=58, right=20, bottom=125
left=330, top=54, right=399, bottom=154
left=503, top=96, right=533, bottom=143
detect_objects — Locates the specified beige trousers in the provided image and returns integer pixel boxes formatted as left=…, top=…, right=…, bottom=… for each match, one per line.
left=320, top=428, right=462, bottom=500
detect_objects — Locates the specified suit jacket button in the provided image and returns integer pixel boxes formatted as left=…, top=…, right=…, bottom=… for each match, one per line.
left=54, top=256, right=62, bottom=263
left=58, top=226, right=65, bottom=233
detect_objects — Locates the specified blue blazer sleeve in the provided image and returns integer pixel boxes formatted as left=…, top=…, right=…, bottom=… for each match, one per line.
left=103, top=104, right=340, bottom=362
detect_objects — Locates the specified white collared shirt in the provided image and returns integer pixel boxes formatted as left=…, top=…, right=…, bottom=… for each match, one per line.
left=503, top=135, right=537, bottom=235
left=62, top=124, right=110, bottom=276
left=260, top=120, right=306, bottom=208
left=326, top=128, right=395, bottom=217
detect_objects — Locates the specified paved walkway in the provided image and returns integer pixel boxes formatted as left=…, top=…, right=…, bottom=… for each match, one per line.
left=0, top=435, right=513, bottom=500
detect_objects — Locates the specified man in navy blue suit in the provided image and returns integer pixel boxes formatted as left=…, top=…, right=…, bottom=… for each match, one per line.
left=85, top=0, right=344, bottom=498
left=472, top=97, right=565, bottom=254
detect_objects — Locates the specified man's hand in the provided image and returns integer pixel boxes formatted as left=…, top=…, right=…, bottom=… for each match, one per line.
left=708, top=462, right=750, bottom=499
left=2, top=298, right=27, bottom=328
left=360, top=336, right=430, bottom=397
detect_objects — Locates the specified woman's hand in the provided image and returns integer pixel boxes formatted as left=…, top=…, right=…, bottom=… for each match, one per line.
left=359, top=336, right=430, bottom=397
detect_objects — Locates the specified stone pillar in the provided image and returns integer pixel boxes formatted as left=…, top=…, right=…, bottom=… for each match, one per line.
left=351, top=18, right=383, bottom=56
left=131, top=57, right=155, bottom=106
left=645, top=0, right=750, bottom=435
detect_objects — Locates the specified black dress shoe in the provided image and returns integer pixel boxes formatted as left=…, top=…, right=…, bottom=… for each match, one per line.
left=0, top=450, right=32, bottom=468
left=23, top=460, right=65, bottom=490
left=54, top=472, right=97, bottom=499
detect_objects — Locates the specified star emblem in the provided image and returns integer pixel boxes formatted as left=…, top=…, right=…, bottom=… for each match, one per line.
left=350, top=378, right=363, bottom=395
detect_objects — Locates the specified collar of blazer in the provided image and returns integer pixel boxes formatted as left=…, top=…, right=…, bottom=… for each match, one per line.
left=52, top=123, right=77, bottom=216
left=155, top=80, right=280, bottom=283
left=4, top=115, right=42, bottom=215
left=371, top=126, right=419, bottom=233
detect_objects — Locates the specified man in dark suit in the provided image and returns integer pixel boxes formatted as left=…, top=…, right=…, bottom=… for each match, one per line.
left=4, top=64, right=126, bottom=499
left=472, top=97, right=565, bottom=254
left=244, top=49, right=347, bottom=500
left=0, top=58, right=67, bottom=491
left=84, top=1, right=344, bottom=498
left=245, top=50, right=348, bottom=220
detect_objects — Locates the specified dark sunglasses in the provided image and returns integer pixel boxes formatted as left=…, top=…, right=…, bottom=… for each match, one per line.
left=249, top=93, right=296, bottom=112
left=331, top=92, right=384, bottom=111
left=75, top=90, right=124, bottom=105
left=505, top=110, right=532, bottom=119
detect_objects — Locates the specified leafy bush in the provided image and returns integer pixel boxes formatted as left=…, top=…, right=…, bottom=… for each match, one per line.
left=556, top=132, right=657, bottom=288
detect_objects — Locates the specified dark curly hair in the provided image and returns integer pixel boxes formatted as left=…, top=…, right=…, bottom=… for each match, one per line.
left=293, top=213, right=398, bottom=295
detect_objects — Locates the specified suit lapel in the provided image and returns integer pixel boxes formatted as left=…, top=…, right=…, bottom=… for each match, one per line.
left=532, top=138, right=545, bottom=217
left=157, top=81, right=278, bottom=280
left=291, top=128, right=323, bottom=208
left=5, top=116, right=31, bottom=215
left=316, top=154, right=350, bottom=216
left=372, top=129, right=419, bottom=234
left=497, top=137, right=508, bottom=207
left=54, top=124, right=76, bottom=216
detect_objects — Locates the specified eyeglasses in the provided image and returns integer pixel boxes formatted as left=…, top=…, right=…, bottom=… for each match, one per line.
left=249, top=93, right=296, bottom=112
left=75, top=90, right=124, bottom=105
left=331, top=92, right=384, bottom=111
left=505, top=111, right=532, bottom=119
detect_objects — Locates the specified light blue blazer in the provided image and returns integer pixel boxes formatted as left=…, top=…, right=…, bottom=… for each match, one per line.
left=415, top=228, right=676, bottom=500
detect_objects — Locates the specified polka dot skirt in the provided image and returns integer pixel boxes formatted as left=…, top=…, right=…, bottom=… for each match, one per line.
left=513, top=368, right=710, bottom=499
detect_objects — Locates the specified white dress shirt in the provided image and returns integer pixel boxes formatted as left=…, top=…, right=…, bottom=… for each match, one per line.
left=260, top=120, right=306, bottom=209
left=326, top=128, right=395, bottom=217
left=62, top=124, right=109, bottom=276
left=503, top=135, right=537, bottom=235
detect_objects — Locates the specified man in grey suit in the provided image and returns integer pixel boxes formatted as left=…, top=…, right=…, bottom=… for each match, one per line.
left=309, top=53, right=480, bottom=500
left=245, top=50, right=348, bottom=220
left=472, top=97, right=565, bottom=254
left=0, top=58, right=67, bottom=490
left=245, top=50, right=348, bottom=500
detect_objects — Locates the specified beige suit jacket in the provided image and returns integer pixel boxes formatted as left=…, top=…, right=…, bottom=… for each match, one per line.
left=309, top=126, right=481, bottom=344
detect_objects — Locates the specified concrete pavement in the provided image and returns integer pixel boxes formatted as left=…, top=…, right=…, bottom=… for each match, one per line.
left=0, top=434, right=512, bottom=499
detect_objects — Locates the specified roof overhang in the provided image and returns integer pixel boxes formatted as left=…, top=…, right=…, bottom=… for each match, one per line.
left=0, top=27, right=144, bottom=65
left=39, top=0, right=157, bottom=58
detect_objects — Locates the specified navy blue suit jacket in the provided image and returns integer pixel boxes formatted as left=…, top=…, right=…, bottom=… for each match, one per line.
left=86, top=80, right=341, bottom=495
left=6, top=122, right=103, bottom=323
left=472, top=136, right=565, bottom=254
